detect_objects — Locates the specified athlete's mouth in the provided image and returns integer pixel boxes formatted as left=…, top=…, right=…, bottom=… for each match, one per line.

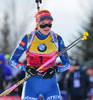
left=44, top=29, right=49, bottom=32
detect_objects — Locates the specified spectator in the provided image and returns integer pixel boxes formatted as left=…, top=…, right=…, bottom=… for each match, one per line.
left=67, top=60, right=90, bottom=100
left=85, top=65, right=93, bottom=99
left=0, top=53, right=12, bottom=84
left=57, top=65, right=72, bottom=100
left=5, top=54, right=20, bottom=78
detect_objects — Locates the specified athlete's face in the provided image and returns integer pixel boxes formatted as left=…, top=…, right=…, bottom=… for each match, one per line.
left=37, top=20, right=52, bottom=35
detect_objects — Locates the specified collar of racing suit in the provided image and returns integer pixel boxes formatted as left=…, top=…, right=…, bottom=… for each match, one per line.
left=36, top=29, right=49, bottom=40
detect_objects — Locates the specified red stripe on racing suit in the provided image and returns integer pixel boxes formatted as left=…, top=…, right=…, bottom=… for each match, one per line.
left=27, top=51, right=57, bottom=71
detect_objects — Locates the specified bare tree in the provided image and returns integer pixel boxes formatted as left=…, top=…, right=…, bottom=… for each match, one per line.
left=0, top=0, right=36, bottom=55
left=0, top=12, right=10, bottom=54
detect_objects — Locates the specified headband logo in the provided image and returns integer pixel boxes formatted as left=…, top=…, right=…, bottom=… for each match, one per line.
left=43, top=13, right=45, bottom=15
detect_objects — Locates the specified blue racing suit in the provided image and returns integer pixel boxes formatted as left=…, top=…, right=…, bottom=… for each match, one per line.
left=10, top=29, right=70, bottom=100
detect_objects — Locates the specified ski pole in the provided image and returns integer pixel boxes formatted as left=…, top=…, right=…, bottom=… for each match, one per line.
left=0, top=32, right=89, bottom=97
left=37, top=32, right=89, bottom=71
left=0, top=75, right=31, bottom=97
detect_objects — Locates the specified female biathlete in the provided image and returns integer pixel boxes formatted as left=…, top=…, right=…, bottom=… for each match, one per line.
left=10, top=9, right=70, bottom=100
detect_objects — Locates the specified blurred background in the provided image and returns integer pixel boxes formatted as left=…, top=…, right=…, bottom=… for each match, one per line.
left=0, top=0, right=93, bottom=99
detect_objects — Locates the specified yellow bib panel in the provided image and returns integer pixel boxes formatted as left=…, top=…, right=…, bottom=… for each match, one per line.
left=27, top=33, right=58, bottom=69
left=29, top=34, right=58, bottom=53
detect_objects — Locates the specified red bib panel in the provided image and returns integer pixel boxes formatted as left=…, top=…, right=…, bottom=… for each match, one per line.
left=27, top=51, right=56, bottom=71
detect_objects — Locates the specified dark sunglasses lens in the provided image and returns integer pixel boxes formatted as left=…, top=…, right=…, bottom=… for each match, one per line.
left=39, top=16, right=53, bottom=22
left=48, top=24, right=52, bottom=28
left=40, top=24, right=52, bottom=28
left=39, top=17, right=45, bottom=22
left=40, top=25, right=46, bottom=28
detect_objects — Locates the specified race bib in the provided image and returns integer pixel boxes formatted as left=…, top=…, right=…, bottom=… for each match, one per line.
left=73, top=79, right=81, bottom=88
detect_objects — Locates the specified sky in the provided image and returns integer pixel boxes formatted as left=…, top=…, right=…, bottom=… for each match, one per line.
left=0, top=0, right=93, bottom=60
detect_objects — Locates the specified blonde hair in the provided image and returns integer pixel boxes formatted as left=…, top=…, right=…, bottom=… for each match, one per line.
left=34, top=10, right=51, bottom=30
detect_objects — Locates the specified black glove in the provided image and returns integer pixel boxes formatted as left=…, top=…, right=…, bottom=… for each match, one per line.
left=41, top=66, right=58, bottom=79
left=26, top=66, right=37, bottom=76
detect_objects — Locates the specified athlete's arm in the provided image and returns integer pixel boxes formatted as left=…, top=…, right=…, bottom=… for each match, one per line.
left=9, top=34, right=28, bottom=71
left=57, top=35, right=71, bottom=72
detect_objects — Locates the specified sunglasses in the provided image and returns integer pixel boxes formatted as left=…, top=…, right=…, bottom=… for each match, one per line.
left=37, top=16, right=53, bottom=22
left=39, top=24, right=52, bottom=28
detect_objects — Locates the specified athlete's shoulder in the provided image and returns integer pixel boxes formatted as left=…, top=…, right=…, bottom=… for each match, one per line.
left=50, top=30, right=58, bottom=37
left=21, top=34, right=28, bottom=42
left=55, top=33, right=58, bottom=37
left=27, top=30, right=36, bottom=39
left=50, top=30, right=64, bottom=43
left=51, top=30, right=61, bottom=38
left=26, top=33, right=30, bottom=38
left=22, top=34, right=28, bottom=39
left=57, top=34, right=64, bottom=41
left=56, top=34, right=65, bottom=47
left=56, top=34, right=62, bottom=39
